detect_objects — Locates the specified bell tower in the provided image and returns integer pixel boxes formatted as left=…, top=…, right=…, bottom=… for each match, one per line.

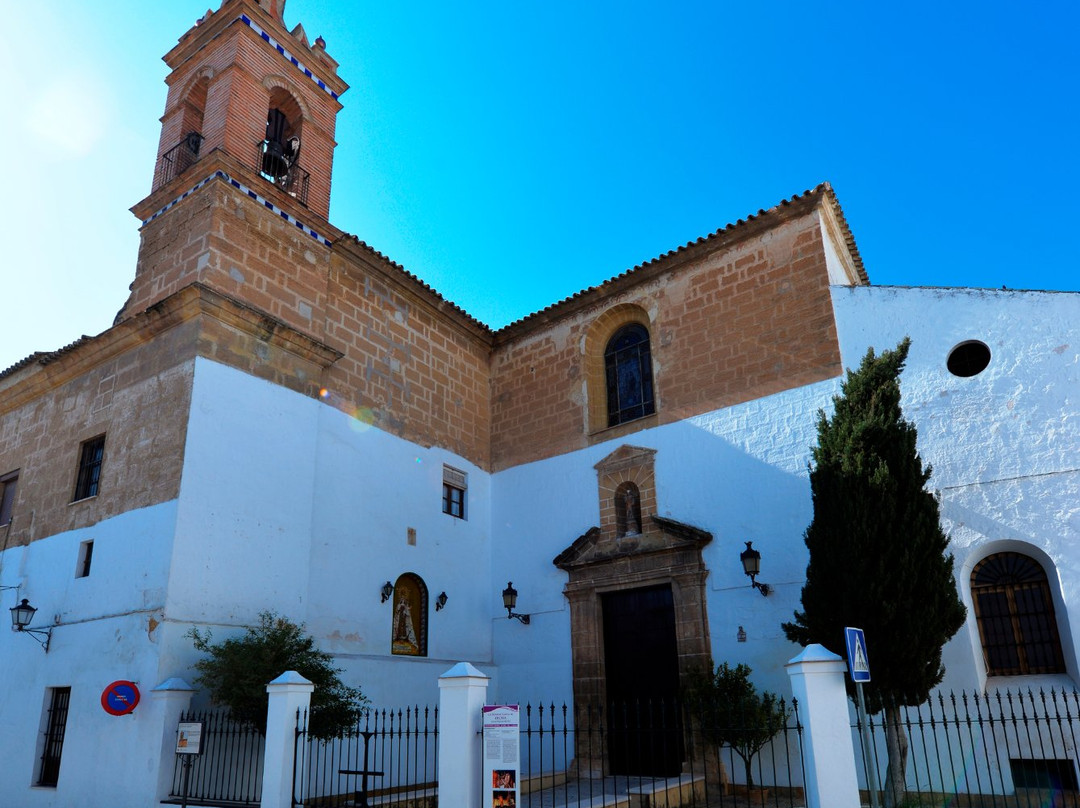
left=148, top=0, right=345, bottom=218
left=150, top=0, right=343, bottom=218
left=121, top=0, right=348, bottom=327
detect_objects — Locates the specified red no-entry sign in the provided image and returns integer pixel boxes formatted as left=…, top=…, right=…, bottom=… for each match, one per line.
left=101, top=681, right=140, bottom=716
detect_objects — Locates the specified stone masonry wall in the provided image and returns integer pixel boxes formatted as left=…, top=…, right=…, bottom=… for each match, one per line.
left=0, top=326, right=198, bottom=548
left=490, top=209, right=843, bottom=470
left=126, top=180, right=492, bottom=466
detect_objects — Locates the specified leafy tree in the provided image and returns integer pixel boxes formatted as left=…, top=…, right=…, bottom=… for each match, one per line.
left=782, top=338, right=966, bottom=806
left=684, top=661, right=788, bottom=788
left=189, top=611, right=366, bottom=740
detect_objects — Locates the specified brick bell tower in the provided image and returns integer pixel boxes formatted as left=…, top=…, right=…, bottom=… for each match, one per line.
left=119, top=0, right=348, bottom=329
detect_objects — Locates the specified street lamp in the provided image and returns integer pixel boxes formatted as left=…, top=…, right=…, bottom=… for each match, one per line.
left=502, top=582, right=530, bottom=624
left=739, top=541, right=772, bottom=597
left=10, top=599, right=52, bottom=652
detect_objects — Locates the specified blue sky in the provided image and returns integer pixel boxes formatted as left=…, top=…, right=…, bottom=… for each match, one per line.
left=2, top=0, right=1077, bottom=372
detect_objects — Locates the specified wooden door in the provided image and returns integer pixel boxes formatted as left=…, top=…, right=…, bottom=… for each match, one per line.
left=602, top=585, right=682, bottom=775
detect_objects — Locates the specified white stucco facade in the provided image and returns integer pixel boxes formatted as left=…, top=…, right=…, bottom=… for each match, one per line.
left=2, top=281, right=1077, bottom=805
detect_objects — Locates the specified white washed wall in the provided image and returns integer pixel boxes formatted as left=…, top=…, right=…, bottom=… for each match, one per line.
left=4, top=285, right=1077, bottom=807
left=490, top=286, right=1080, bottom=701
left=833, top=286, right=1080, bottom=694
left=170, top=357, right=494, bottom=708
left=0, top=501, right=177, bottom=808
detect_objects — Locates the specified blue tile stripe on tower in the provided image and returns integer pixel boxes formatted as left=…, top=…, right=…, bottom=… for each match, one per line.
left=239, top=15, right=340, bottom=100
left=143, top=171, right=332, bottom=247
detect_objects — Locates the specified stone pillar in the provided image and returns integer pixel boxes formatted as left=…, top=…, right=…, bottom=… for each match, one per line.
left=150, top=677, right=197, bottom=804
left=785, top=645, right=860, bottom=808
left=438, top=662, right=490, bottom=808
left=261, top=671, right=314, bottom=808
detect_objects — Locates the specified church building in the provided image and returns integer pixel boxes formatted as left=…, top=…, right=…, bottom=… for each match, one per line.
left=1, top=1, right=1077, bottom=805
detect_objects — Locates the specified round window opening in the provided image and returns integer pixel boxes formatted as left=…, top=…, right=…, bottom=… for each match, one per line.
left=947, top=341, right=991, bottom=377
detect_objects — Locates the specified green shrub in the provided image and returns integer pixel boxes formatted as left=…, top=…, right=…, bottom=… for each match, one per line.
left=188, top=611, right=366, bottom=739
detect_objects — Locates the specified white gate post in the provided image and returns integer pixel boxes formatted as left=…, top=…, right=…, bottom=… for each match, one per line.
left=261, top=670, right=314, bottom=808
left=786, top=644, right=861, bottom=808
left=438, top=662, right=490, bottom=808
left=151, top=677, right=197, bottom=804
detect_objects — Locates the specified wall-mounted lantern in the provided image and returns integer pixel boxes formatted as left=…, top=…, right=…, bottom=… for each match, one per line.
left=380, top=581, right=394, bottom=603
left=435, top=592, right=448, bottom=611
left=10, top=599, right=52, bottom=652
left=739, top=541, right=772, bottom=596
left=502, top=582, right=530, bottom=625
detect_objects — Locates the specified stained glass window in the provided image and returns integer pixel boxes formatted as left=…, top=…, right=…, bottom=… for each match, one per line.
left=604, top=324, right=655, bottom=427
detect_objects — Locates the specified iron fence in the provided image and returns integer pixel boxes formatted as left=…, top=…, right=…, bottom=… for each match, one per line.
left=154, top=132, right=204, bottom=190
left=510, top=699, right=804, bottom=807
left=294, top=705, right=438, bottom=807
left=854, top=687, right=1080, bottom=807
left=166, top=709, right=264, bottom=806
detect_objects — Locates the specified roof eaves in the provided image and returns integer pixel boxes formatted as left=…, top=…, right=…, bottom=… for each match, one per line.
left=494, top=183, right=866, bottom=338
left=335, top=235, right=494, bottom=339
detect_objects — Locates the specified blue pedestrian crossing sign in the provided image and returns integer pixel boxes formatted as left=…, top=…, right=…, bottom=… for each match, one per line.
left=845, top=627, right=871, bottom=683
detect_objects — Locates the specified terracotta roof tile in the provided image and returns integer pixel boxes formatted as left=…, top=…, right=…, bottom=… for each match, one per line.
left=494, top=182, right=867, bottom=334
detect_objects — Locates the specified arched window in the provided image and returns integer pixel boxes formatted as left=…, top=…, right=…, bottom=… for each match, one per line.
left=259, top=87, right=306, bottom=199
left=605, top=324, right=655, bottom=427
left=154, top=74, right=209, bottom=190
left=391, top=573, right=428, bottom=657
left=971, top=552, right=1065, bottom=676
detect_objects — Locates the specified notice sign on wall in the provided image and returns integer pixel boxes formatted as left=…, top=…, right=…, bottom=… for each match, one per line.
left=483, top=705, right=520, bottom=808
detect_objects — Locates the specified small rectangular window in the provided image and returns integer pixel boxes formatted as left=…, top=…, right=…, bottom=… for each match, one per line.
left=1010, top=757, right=1079, bottom=791
left=76, top=540, right=94, bottom=578
left=73, top=435, right=105, bottom=502
left=442, top=465, right=467, bottom=520
left=0, top=469, right=17, bottom=525
left=38, top=687, right=71, bottom=787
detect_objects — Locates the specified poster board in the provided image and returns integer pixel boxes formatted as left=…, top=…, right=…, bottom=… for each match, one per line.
left=483, top=705, right=520, bottom=808
left=176, top=721, right=204, bottom=755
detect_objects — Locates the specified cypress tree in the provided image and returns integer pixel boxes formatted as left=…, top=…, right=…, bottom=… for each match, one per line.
left=782, top=338, right=965, bottom=806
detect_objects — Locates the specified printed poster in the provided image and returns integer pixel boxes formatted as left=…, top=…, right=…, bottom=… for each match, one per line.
left=483, top=705, right=520, bottom=808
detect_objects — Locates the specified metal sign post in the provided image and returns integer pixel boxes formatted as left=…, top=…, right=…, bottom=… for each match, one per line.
left=845, top=627, right=880, bottom=808
left=176, top=721, right=204, bottom=808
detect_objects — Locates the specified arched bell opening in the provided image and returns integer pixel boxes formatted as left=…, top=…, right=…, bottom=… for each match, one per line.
left=258, top=89, right=308, bottom=204
left=153, top=73, right=209, bottom=190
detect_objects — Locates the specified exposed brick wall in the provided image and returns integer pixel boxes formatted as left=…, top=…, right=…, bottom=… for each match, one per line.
left=0, top=328, right=197, bottom=548
left=595, top=445, right=658, bottom=543
left=125, top=182, right=844, bottom=474
left=0, top=285, right=345, bottom=549
left=490, top=209, right=844, bottom=470
left=318, top=249, right=492, bottom=465
left=152, top=2, right=344, bottom=218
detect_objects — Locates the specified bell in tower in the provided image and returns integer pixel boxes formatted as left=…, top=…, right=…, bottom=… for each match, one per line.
left=261, top=108, right=298, bottom=180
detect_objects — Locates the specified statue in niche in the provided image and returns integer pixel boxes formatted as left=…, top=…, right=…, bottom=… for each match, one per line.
left=391, top=575, right=425, bottom=656
left=615, top=483, right=642, bottom=538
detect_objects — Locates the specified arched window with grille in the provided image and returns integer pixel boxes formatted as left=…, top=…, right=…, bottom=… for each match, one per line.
left=971, top=552, right=1065, bottom=676
left=604, top=324, right=655, bottom=427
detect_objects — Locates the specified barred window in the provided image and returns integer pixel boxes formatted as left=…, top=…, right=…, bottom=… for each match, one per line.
left=38, top=687, right=71, bottom=787
left=971, top=552, right=1065, bottom=676
left=73, top=435, right=105, bottom=502
left=604, top=324, right=655, bottom=427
